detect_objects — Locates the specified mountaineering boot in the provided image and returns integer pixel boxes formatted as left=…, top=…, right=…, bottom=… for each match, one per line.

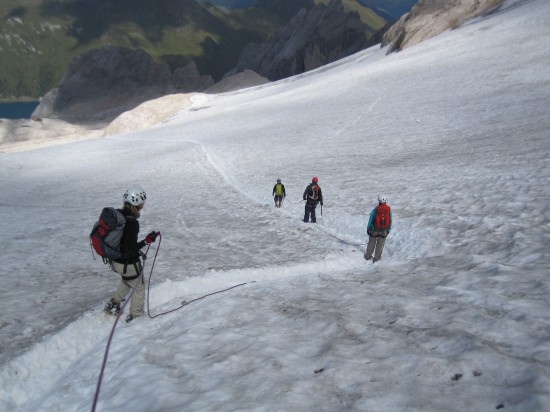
left=125, top=314, right=134, bottom=323
left=104, top=299, right=120, bottom=315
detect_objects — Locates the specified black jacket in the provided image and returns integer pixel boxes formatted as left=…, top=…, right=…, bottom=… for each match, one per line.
left=303, top=183, right=323, bottom=207
left=113, top=208, right=146, bottom=264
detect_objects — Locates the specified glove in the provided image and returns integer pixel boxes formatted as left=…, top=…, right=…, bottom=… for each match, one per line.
left=367, top=229, right=372, bottom=236
left=145, top=231, right=159, bottom=244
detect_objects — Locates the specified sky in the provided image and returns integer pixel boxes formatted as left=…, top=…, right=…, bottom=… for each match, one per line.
left=0, top=0, right=549, bottom=410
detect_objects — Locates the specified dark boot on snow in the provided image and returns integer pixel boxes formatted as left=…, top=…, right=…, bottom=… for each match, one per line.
left=104, top=299, right=120, bottom=315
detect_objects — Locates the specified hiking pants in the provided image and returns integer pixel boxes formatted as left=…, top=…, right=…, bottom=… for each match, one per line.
left=111, top=261, right=145, bottom=318
left=365, top=235, right=386, bottom=262
left=304, top=204, right=317, bottom=223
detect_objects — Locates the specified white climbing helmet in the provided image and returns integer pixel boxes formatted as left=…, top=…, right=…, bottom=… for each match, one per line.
left=124, top=185, right=147, bottom=206
left=377, top=194, right=388, bottom=204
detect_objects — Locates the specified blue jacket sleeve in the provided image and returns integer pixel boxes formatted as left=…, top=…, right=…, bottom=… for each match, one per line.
left=367, top=207, right=377, bottom=230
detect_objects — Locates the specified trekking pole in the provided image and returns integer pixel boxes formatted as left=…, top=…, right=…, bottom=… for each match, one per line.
left=145, top=233, right=162, bottom=315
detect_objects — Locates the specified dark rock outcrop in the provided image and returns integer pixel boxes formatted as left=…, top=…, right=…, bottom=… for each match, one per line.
left=226, top=0, right=374, bottom=81
left=33, top=46, right=213, bottom=123
left=172, top=61, right=215, bottom=93
left=382, top=0, right=503, bottom=53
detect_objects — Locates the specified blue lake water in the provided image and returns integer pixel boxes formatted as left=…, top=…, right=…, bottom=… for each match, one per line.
left=0, top=101, right=40, bottom=119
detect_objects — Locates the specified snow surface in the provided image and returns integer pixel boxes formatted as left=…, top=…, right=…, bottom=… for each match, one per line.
left=1, top=0, right=550, bottom=410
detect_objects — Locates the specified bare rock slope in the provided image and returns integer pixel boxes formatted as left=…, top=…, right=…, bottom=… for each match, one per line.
left=382, top=0, right=503, bottom=53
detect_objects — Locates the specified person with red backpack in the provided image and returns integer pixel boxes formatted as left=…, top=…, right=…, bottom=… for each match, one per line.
left=103, top=185, right=159, bottom=323
left=364, top=195, right=392, bottom=263
left=302, top=177, right=323, bottom=223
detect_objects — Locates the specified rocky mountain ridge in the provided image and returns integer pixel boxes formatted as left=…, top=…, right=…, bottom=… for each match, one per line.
left=226, top=0, right=379, bottom=82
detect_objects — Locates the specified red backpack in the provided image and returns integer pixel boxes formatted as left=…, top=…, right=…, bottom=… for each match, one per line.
left=90, top=207, right=126, bottom=261
left=374, top=204, right=391, bottom=230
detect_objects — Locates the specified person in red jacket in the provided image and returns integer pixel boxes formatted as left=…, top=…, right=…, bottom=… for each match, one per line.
left=104, top=185, right=158, bottom=323
left=364, top=195, right=392, bottom=263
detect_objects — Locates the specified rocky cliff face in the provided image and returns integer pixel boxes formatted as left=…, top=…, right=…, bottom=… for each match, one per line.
left=33, top=46, right=213, bottom=123
left=226, top=0, right=374, bottom=81
left=381, top=0, right=503, bottom=53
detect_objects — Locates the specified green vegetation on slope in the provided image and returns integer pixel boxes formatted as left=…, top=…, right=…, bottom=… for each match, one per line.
left=0, top=0, right=387, bottom=100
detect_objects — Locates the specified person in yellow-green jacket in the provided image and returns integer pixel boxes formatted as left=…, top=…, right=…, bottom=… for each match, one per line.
left=272, top=179, right=286, bottom=208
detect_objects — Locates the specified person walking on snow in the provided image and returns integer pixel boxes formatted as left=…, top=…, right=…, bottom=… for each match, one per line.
left=272, top=178, right=286, bottom=208
left=364, top=195, right=392, bottom=263
left=104, top=185, right=159, bottom=323
left=303, top=177, right=323, bottom=223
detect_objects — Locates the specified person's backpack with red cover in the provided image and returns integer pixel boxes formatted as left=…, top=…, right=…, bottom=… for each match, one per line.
left=310, top=185, right=319, bottom=200
left=374, top=203, right=391, bottom=230
left=90, top=207, right=126, bottom=261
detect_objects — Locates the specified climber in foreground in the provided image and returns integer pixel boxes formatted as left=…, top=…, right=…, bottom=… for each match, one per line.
left=101, top=185, right=159, bottom=323
left=364, top=195, right=392, bottom=263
